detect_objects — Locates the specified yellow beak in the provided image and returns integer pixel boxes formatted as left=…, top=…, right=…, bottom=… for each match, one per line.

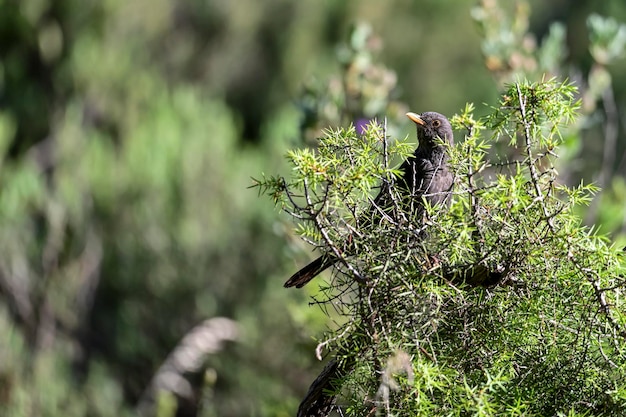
left=406, top=112, right=425, bottom=126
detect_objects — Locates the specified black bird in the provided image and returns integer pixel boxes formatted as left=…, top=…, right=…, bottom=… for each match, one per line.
left=284, top=111, right=454, bottom=288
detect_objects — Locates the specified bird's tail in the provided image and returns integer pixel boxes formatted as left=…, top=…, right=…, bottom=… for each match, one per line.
left=284, top=256, right=335, bottom=288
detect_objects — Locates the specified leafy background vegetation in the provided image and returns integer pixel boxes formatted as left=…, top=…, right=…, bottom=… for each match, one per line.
left=0, top=0, right=625, bottom=416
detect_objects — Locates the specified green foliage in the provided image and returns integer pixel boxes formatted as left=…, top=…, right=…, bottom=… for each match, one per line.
left=473, top=0, right=626, bottom=244
left=258, top=79, right=626, bottom=415
left=297, top=21, right=409, bottom=147
left=0, top=35, right=304, bottom=417
left=488, top=78, right=579, bottom=148
left=472, top=0, right=568, bottom=83
left=588, top=14, right=626, bottom=65
left=1, top=0, right=626, bottom=415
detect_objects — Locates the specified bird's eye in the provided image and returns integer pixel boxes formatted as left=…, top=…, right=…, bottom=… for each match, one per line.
left=432, top=120, right=441, bottom=128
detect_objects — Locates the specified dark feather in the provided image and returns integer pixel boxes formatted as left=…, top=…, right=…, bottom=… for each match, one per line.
left=284, top=112, right=454, bottom=288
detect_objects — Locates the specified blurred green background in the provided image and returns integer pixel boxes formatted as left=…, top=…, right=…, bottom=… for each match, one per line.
left=1, top=0, right=625, bottom=416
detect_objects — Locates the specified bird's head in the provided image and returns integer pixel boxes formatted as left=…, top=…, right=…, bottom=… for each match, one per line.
left=406, top=111, right=453, bottom=148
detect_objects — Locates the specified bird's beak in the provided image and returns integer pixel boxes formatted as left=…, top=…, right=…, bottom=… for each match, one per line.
left=406, top=112, right=425, bottom=126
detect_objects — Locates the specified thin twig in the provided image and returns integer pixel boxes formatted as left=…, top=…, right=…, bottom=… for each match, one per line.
left=517, top=84, right=555, bottom=230
left=315, top=322, right=354, bottom=361
left=569, top=252, right=626, bottom=339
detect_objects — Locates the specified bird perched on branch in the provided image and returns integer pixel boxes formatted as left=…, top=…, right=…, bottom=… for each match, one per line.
left=284, top=111, right=454, bottom=288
